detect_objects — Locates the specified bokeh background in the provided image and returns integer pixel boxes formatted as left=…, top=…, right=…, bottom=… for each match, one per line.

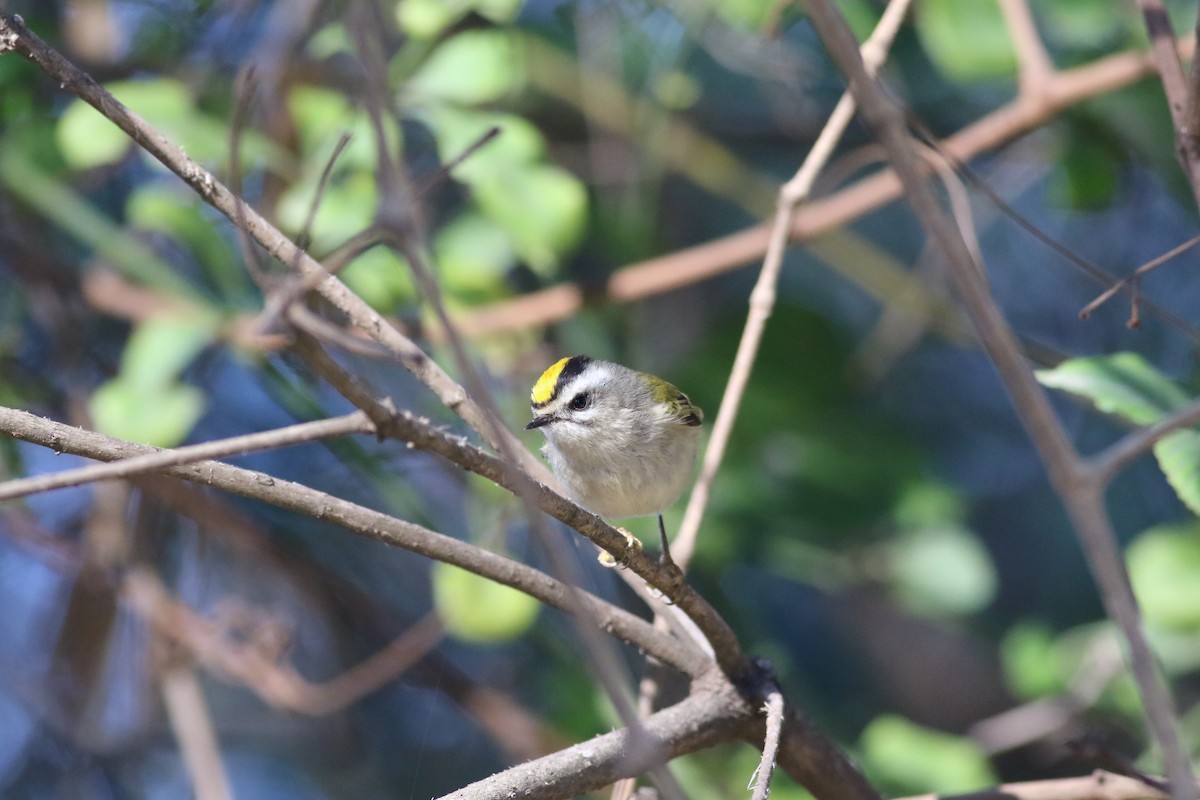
left=1, top=0, right=1199, bottom=798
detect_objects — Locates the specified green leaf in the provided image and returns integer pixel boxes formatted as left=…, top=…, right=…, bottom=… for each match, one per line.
left=90, top=379, right=206, bottom=447
left=58, top=79, right=289, bottom=172
left=432, top=562, right=540, bottom=643
left=1154, top=431, right=1200, bottom=516
left=1050, top=134, right=1119, bottom=210
left=1038, top=353, right=1200, bottom=514
left=337, top=247, right=416, bottom=312
left=1128, top=523, right=1200, bottom=630
left=422, top=108, right=546, bottom=185
left=915, top=0, right=1016, bottom=81
left=891, top=524, right=996, bottom=616
left=121, top=314, right=218, bottom=390
left=408, top=30, right=523, bottom=106
left=1001, top=623, right=1068, bottom=699
left=473, top=163, right=587, bottom=273
left=434, top=212, right=516, bottom=302
left=1036, top=352, right=1189, bottom=425
left=860, top=715, right=996, bottom=794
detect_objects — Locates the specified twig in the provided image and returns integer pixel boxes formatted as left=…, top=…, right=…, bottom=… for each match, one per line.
left=896, top=771, right=1190, bottom=800
left=456, top=37, right=1193, bottom=338
left=800, top=3, right=1196, bottom=799
left=0, top=14, right=544, bottom=479
left=128, top=569, right=447, bottom=716
left=671, top=0, right=913, bottom=570
left=155, top=598, right=234, bottom=800
left=0, top=411, right=373, bottom=502
left=749, top=690, right=785, bottom=800
left=1078, top=234, right=1200, bottom=320
left=1092, top=397, right=1200, bottom=482
left=0, top=405, right=702, bottom=677
left=348, top=8, right=683, bottom=787
left=996, top=0, right=1055, bottom=95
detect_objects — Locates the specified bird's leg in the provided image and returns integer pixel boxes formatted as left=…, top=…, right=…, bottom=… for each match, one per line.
left=657, top=514, right=676, bottom=569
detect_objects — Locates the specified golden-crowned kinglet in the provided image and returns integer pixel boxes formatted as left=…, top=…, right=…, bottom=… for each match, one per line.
left=525, top=355, right=703, bottom=564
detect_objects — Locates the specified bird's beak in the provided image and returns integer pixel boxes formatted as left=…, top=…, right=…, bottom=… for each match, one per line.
left=525, top=414, right=553, bottom=430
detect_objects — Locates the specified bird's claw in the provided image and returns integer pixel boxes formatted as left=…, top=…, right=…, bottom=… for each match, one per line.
left=598, top=527, right=642, bottom=569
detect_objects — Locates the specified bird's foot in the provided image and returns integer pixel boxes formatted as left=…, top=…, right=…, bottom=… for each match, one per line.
left=598, top=527, right=642, bottom=569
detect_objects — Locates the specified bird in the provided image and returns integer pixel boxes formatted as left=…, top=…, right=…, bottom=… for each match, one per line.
left=525, top=354, right=703, bottom=566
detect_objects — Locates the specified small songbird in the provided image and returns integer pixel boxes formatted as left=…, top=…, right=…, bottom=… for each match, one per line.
left=525, top=355, right=703, bottom=565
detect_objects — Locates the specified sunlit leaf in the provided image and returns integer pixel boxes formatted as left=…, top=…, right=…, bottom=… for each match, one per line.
left=121, top=314, right=218, bottom=390
left=916, top=0, right=1016, bottom=81
left=1001, top=623, right=1068, bottom=699
left=408, top=30, right=523, bottom=105
left=1129, top=523, right=1200, bottom=630
left=90, top=379, right=206, bottom=447
left=1153, top=431, right=1200, bottom=516
left=58, top=79, right=288, bottom=172
left=434, top=212, right=516, bottom=301
left=473, top=163, right=587, bottom=273
left=861, top=714, right=996, bottom=794
left=891, top=524, right=996, bottom=616
left=1038, top=353, right=1200, bottom=514
left=422, top=107, right=546, bottom=185
left=1036, top=352, right=1188, bottom=425
left=432, top=562, right=540, bottom=642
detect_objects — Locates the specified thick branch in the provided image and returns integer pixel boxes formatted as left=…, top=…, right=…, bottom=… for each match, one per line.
left=439, top=677, right=754, bottom=800
left=0, top=406, right=700, bottom=677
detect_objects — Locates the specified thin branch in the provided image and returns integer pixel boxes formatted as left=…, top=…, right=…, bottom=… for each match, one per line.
left=0, top=405, right=702, bottom=677
left=897, top=771, right=1189, bottom=800
left=0, top=14, right=546, bottom=481
left=0, top=412, right=373, bottom=502
left=1078, top=234, right=1200, bottom=320
left=749, top=689, right=785, bottom=800
left=1134, top=0, right=1200, bottom=208
left=1092, top=397, right=1200, bottom=482
left=158, top=653, right=234, bottom=800
left=672, top=0, right=913, bottom=570
left=800, top=4, right=1195, bottom=799
left=456, top=37, right=1194, bottom=338
left=127, top=569, right=447, bottom=716
left=996, top=0, right=1055, bottom=95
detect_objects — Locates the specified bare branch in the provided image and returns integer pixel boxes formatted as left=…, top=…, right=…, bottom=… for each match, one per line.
left=1078, top=234, right=1200, bottom=321
left=158, top=647, right=234, bottom=800
left=1092, top=398, right=1200, bottom=482
left=897, top=771, right=1188, bottom=800
left=673, top=0, right=913, bottom=570
left=457, top=38, right=1194, bottom=338
left=0, top=412, right=373, bottom=502
left=0, top=14, right=544, bottom=480
left=438, top=681, right=756, bottom=800
left=799, top=3, right=1195, bottom=798
left=749, top=689, right=785, bottom=800
left=0, top=405, right=701, bottom=677
left=1134, top=0, right=1200, bottom=207
left=996, top=0, right=1055, bottom=94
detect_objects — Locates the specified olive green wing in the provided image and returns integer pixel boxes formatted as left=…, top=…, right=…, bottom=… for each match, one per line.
left=647, top=374, right=703, bottom=427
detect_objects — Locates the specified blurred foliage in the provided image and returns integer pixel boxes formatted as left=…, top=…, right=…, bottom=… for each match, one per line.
left=0, top=0, right=1199, bottom=798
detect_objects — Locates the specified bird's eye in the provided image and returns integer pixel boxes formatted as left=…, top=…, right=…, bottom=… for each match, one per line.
left=568, top=392, right=590, bottom=411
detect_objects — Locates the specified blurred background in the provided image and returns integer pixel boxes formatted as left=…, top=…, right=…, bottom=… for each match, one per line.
left=1, top=0, right=1199, bottom=797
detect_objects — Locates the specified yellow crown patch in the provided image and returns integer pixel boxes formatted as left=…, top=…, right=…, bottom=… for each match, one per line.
left=531, top=357, right=571, bottom=406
